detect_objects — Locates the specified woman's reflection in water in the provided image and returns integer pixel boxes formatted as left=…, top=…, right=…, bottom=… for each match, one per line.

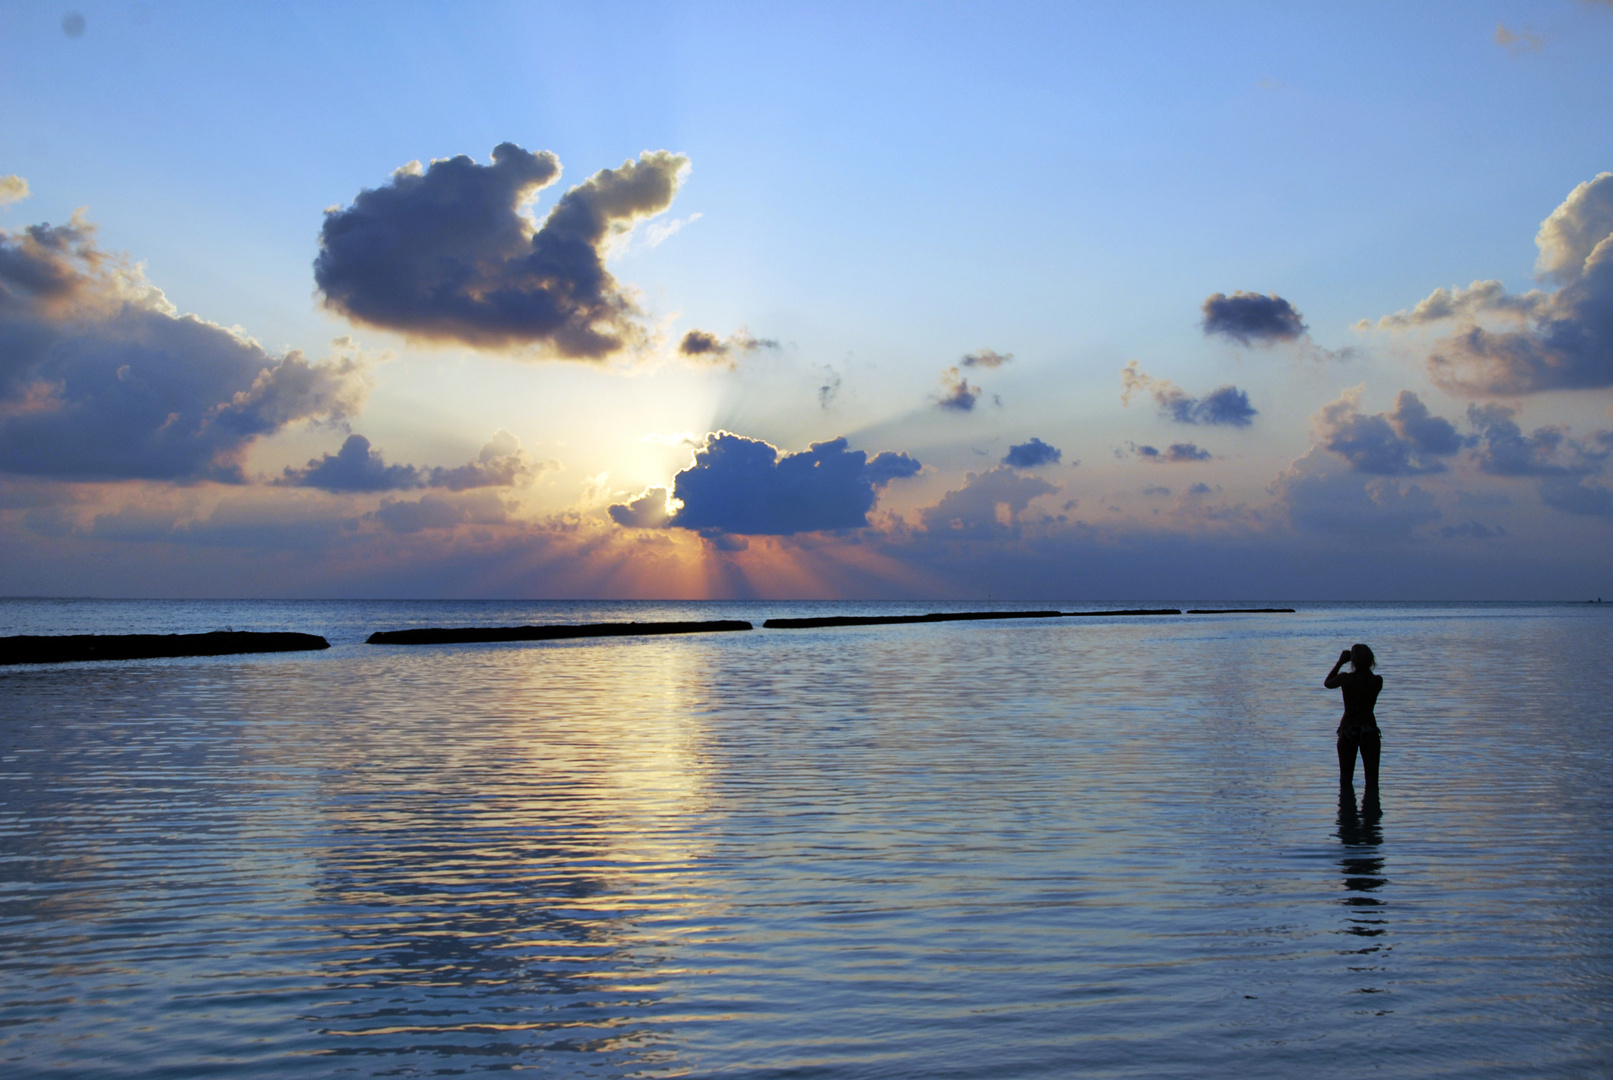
left=1336, top=787, right=1391, bottom=1005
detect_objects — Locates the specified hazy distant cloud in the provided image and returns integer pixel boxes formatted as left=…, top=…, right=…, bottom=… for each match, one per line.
left=1133, top=442, right=1212, bottom=464
left=0, top=213, right=369, bottom=481
left=678, top=328, right=778, bottom=364
left=1466, top=404, right=1609, bottom=477
left=372, top=490, right=511, bottom=534
left=935, top=367, right=983, bottom=411
left=1495, top=24, right=1543, bottom=55
left=1003, top=437, right=1062, bottom=468
left=1315, top=388, right=1464, bottom=475
left=818, top=366, right=842, bottom=409
left=1120, top=361, right=1257, bottom=426
left=0, top=176, right=28, bottom=206
left=1201, top=291, right=1307, bottom=345
left=961, top=348, right=1013, bottom=368
left=1368, top=173, right=1613, bottom=393
left=283, top=429, right=546, bottom=493
left=610, top=432, right=920, bottom=535
left=919, top=466, right=1058, bottom=538
left=61, top=12, right=85, bottom=37
left=316, top=143, right=688, bottom=358
left=1539, top=478, right=1613, bottom=517
left=1439, top=520, right=1507, bottom=539
left=1271, top=447, right=1440, bottom=539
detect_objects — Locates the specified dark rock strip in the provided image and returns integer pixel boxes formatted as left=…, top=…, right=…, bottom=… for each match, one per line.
left=1186, top=608, right=1296, bottom=614
left=0, top=631, right=330, bottom=666
left=1062, top=608, right=1182, bottom=617
left=763, top=611, right=1062, bottom=630
left=367, top=620, right=753, bottom=645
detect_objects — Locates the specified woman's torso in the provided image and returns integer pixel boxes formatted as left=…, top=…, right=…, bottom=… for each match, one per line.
left=1338, top=671, right=1383, bottom=733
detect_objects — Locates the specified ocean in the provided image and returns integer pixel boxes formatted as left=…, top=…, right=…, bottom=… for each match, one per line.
left=1, top=599, right=1610, bottom=1078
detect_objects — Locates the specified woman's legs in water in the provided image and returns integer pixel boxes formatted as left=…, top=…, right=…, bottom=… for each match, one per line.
left=1338, top=732, right=1381, bottom=788
left=1359, top=733, right=1380, bottom=789
left=1337, top=737, right=1359, bottom=786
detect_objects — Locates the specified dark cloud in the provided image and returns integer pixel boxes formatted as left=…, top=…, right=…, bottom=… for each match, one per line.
left=1201, top=291, right=1307, bottom=345
left=1539, top=478, right=1613, bottom=517
left=1467, top=404, right=1609, bottom=477
left=919, top=466, right=1058, bottom=538
left=1370, top=173, right=1613, bottom=393
left=610, top=432, right=920, bottom=535
left=1134, top=442, right=1212, bottom=463
left=316, top=144, right=688, bottom=358
left=1002, top=437, right=1062, bottom=468
left=0, top=214, right=368, bottom=481
left=961, top=348, right=1013, bottom=368
left=1315, top=389, right=1464, bottom=475
left=936, top=367, right=982, bottom=411
left=677, top=329, right=779, bottom=363
left=1121, top=362, right=1257, bottom=426
left=281, top=434, right=421, bottom=492
left=283, top=430, right=545, bottom=493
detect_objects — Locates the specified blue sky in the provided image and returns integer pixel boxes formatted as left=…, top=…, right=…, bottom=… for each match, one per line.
left=2, top=1, right=1611, bottom=599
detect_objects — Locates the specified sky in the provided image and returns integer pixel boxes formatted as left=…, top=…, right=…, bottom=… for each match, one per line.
left=2, top=0, right=1611, bottom=600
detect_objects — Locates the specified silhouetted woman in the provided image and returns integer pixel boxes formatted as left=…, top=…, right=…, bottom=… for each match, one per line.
left=1325, top=643, right=1382, bottom=789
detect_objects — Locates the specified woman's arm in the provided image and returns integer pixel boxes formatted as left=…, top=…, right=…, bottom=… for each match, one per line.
left=1324, top=649, right=1351, bottom=688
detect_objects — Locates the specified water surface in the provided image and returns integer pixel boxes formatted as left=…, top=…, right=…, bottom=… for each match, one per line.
left=2, top=601, right=1609, bottom=1076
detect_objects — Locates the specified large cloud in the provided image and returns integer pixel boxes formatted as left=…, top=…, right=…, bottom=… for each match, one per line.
left=0, top=214, right=368, bottom=481
left=1201, top=291, right=1307, bottom=345
left=282, top=430, right=544, bottom=492
left=1368, top=173, right=1613, bottom=393
left=610, top=432, right=920, bottom=535
left=1270, top=447, right=1440, bottom=539
left=315, top=143, right=688, bottom=358
left=1120, top=361, right=1257, bottom=426
left=1314, top=388, right=1464, bottom=475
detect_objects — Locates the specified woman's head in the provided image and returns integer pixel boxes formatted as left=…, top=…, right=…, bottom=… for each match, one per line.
left=1351, top=643, right=1376, bottom=671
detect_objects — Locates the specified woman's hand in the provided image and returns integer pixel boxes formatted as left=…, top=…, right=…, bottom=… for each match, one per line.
left=1339, top=649, right=1352, bottom=665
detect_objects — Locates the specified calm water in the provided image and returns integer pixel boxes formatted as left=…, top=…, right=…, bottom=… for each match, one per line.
left=1, top=600, right=1610, bottom=1078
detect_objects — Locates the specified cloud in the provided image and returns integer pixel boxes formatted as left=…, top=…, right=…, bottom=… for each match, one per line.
left=1314, top=388, right=1464, bottom=475
left=1369, top=173, right=1613, bottom=393
left=1495, top=24, right=1543, bottom=55
left=0, top=213, right=369, bottom=481
left=607, top=487, right=674, bottom=529
left=0, top=176, right=28, bottom=207
left=372, top=490, right=513, bottom=534
left=677, top=328, right=779, bottom=363
left=61, top=12, right=85, bottom=37
left=1120, top=361, right=1257, bottom=426
left=1539, top=478, right=1613, bottom=517
left=818, top=366, right=842, bottom=409
left=936, top=367, right=982, bottom=411
left=283, top=429, right=546, bottom=492
left=611, top=432, right=921, bottom=535
left=961, top=348, right=1013, bottom=368
left=1271, top=447, right=1440, bottom=539
left=315, top=143, right=688, bottom=358
left=1002, top=437, right=1062, bottom=468
left=1133, top=442, right=1212, bottom=463
left=919, top=466, right=1058, bottom=538
left=1467, top=404, right=1609, bottom=477
left=1201, top=291, right=1307, bottom=345
left=427, top=430, right=546, bottom=490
